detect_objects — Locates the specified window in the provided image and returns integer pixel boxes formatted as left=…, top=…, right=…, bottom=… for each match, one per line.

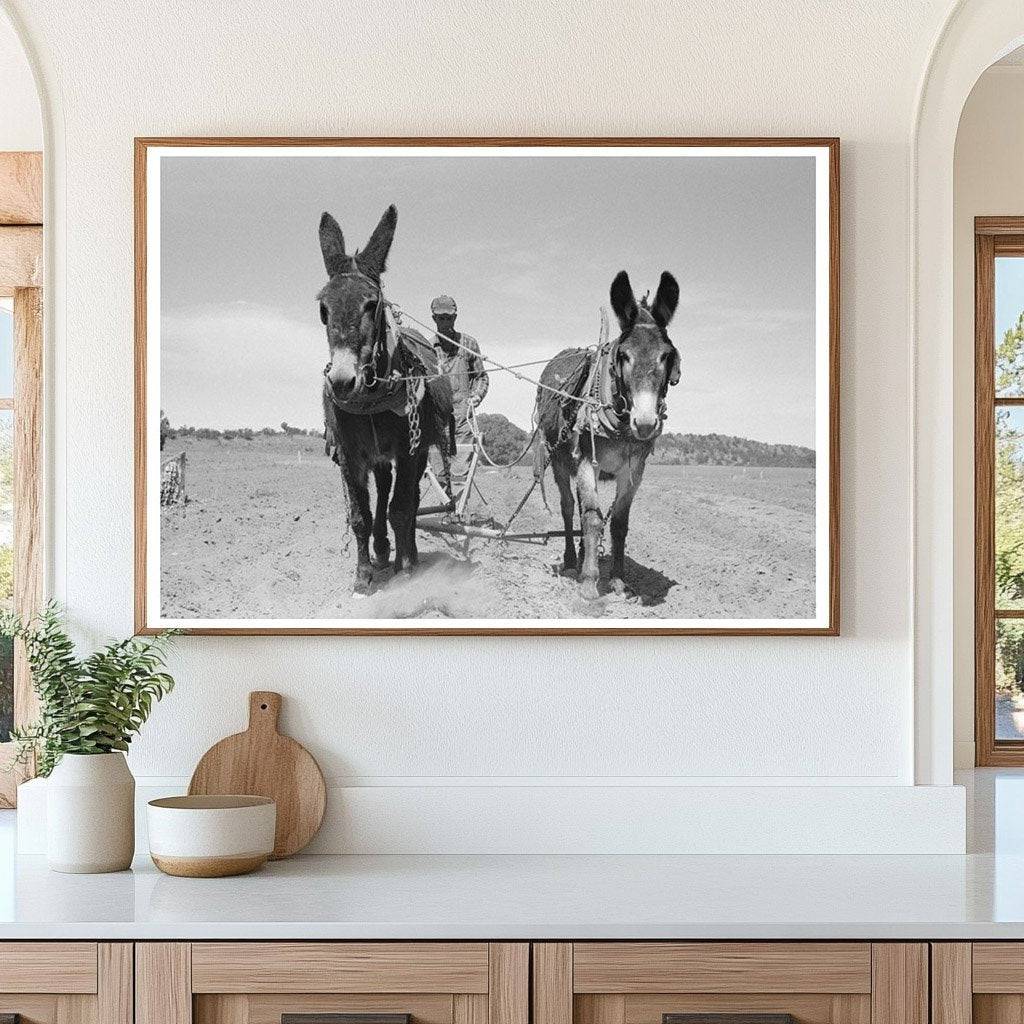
left=975, top=219, right=1024, bottom=764
left=0, top=152, right=42, bottom=806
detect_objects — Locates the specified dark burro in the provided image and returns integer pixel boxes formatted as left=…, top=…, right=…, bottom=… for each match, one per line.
left=317, top=205, right=453, bottom=595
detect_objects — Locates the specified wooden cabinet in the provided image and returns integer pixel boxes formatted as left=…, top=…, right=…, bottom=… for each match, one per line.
left=136, top=943, right=528, bottom=1024
left=0, top=942, right=132, bottom=1024
left=931, top=943, right=1024, bottom=1024
left=533, top=944, right=928, bottom=1024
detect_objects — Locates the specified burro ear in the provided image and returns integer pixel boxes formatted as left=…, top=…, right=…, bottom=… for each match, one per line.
left=609, top=270, right=638, bottom=330
left=357, top=205, right=398, bottom=279
left=319, top=212, right=347, bottom=277
left=652, top=271, right=680, bottom=326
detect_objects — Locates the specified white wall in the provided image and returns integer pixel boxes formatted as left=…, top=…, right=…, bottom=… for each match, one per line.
left=1, top=0, right=972, bottom=851
left=952, top=66, right=1024, bottom=768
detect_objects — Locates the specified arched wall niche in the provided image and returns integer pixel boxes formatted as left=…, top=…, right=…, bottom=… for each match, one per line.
left=914, top=0, right=1024, bottom=784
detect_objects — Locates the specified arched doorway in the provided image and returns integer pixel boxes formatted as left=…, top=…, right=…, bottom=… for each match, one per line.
left=914, top=0, right=1024, bottom=785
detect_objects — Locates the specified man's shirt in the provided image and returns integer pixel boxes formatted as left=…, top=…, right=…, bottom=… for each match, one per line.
left=434, top=332, right=489, bottom=423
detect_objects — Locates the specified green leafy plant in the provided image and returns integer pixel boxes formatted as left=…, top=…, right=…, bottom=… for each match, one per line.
left=0, top=603, right=178, bottom=777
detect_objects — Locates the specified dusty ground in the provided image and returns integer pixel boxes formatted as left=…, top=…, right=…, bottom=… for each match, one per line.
left=160, top=435, right=816, bottom=622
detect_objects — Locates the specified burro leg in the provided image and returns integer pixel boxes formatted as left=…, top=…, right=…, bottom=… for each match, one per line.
left=576, top=454, right=603, bottom=601
left=341, top=462, right=374, bottom=595
left=609, top=452, right=648, bottom=593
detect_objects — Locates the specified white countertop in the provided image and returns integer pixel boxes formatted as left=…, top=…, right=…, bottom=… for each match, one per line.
left=1, top=849, right=1023, bottom=940
left=1, top=769, right=1022, bottom=941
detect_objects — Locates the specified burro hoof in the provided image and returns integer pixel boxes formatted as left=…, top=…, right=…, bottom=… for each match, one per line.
left=581, top=578, right=600, bottom=601
left=559, top=564, right=579, bottom=579
left=371, top=547, right=391, bottom=569
left=609, top=578, right=627, bottom=596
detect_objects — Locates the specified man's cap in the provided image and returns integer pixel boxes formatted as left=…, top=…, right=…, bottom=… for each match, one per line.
left=430, top=294, right=458, bottom=315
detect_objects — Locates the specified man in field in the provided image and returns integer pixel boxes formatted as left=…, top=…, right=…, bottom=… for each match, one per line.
left=431, top=294, right=489, bottom=448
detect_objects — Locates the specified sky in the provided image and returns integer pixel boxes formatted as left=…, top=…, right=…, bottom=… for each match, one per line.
left=997, top=256, right=1024, bottom=341
left=159, top=150, right=819, bottom=447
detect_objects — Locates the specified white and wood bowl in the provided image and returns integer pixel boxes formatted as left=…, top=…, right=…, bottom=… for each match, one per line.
left=147, top=795, right=276, bottom=877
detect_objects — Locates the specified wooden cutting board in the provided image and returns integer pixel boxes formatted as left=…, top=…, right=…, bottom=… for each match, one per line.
left=188, top=691, right=326, bottom=859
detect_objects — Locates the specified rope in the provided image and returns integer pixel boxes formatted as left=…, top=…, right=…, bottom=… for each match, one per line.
left=467, top=403, right=540, bottom=469
left=387, top=303, right=604, bottom=410
left=376, top=356, right=558, bottom=385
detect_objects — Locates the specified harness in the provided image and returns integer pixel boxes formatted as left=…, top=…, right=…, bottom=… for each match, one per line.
left=322, top=279, right=433, bottom=456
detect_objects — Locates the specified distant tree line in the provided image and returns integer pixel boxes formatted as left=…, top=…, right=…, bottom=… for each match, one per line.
left=160, top=414, right=320, bottom=449
left=159, top=410, right=814, bottom=469
left=472, top=414, right=814, bottom=469
left=649, top=432, right=815, bottom=467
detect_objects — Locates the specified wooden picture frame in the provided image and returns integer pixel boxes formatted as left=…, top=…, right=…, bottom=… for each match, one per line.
left=135, top=137, right=840, bottom=636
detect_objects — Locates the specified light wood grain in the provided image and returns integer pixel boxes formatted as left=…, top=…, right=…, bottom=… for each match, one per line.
left=832, top=995, right=872, bottom=1024
left=870, top=945, right=927, bottom=1024
left=973, top=944, right=1024, bottom=992
left=0, top=152, right=42, bottom=224
left=56, top=994, right=95, bottom=1024
left=622, top=993, right=838, bottom=1024
left=0, top=994, right=60, bottom=1023
left=0, top=226, right=41, bottom=289
left=976, top=229, right=999, bottom=765
left=14, top=286, right=42, bottom=722
left=134, top=135, right=839, bottom=637
left=454, top=994, right=488, bottom=1024
left=931, top=944, right=972, bottom=1024
left=228, top=992, right=453, bottom=1024
left=0, top=942, right=97, bottom=993
left=534, top=944, right=572, bottom=1024
left=573, top=943, right=872, bottom=994
left=136, top=943, right=192, bottom=1024
left=976, top=995, right=1024, bottom=1024
left=489, top=943, right=528, bottom=1024
left=194, top=995, right=248, bottom=1024
left=192, top=942, right=489, bottom=994
left=0, top=285, right=42, bottom=807
left=188, top=690, right=326, bottom=859
left=576, top=996, right=626, bottom=1024
left=98, top=944, right=133, bottom=1024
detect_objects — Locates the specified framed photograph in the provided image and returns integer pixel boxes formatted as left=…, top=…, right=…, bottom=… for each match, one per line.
left=135, top=137, right=839, bottom=636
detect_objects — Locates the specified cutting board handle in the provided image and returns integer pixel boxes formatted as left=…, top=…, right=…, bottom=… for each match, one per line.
left=248, top=691, right=282, bottom=734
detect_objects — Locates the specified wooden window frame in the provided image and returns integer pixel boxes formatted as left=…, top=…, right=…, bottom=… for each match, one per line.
left=0, top=151, right=43, bottom=806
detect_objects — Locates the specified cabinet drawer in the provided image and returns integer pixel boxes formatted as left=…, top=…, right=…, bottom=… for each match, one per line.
left=934, top=942, right=1024, bottom=1024
left=191, top=942, right=490, bottom=993
left=0, top=943, right=130, bottom=1024
left=534, top=943, right=925, bottom=1024
left=0, top=942, right=98, bottom=993
left=572, top=943, right=872, bottom=994
left=139, top=942, right=528, bottom=1024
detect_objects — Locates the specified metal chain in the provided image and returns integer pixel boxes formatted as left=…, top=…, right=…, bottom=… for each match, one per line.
left=406, top=377, right=422, bottom=455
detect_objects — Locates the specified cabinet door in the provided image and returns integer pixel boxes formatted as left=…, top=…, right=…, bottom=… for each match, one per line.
left=0, top=942, right=132, bottom=1024
left=935, top=943, right=1024, bottom=1024
left=534, top=943, right=927, bottom=1024
left=137, top=943, right=528, bottom=1024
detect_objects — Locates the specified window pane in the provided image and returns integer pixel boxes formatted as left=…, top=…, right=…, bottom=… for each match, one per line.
left=996, top=406, right=1024, bottom=608
left=998, top=619, right=1024, bottom=740
left=996, top=257, right=1024, bottom=396
left=0, top=302, right=12, bottom=399
left=0, top=409, right=12, bottom=742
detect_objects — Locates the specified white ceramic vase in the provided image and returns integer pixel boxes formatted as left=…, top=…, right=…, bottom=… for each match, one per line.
left=46, top=752, right=135, bottom=873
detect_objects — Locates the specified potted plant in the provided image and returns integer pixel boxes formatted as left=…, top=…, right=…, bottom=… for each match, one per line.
left=2, top=603, right=177, bottom=873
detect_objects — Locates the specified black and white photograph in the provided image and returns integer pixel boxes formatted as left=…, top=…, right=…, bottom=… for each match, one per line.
left=137, top=140, right=838, bottom=634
